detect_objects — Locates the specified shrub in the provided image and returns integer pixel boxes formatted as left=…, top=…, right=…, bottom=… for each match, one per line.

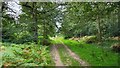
left=40, top=39, right=51, bottom=46
left=81, top=36, right=97, bottom=43
left=69, top=37, right=80, bottom=41
left=111, top=43, right=120, bottom=52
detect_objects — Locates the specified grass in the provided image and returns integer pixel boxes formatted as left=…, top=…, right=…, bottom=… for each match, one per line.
left=51, top=36, right=119, bottom=66
left=62, top=39, right=119, bottom=66
left=57, top=44, right=80, bottom=66
left=50, top=37, right=64, bottom=44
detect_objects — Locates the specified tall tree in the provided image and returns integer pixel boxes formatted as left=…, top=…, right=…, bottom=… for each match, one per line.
left=32, top=2, right=38, bottom=43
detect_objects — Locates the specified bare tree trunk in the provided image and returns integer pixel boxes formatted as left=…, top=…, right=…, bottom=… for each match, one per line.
left=96, top=4, right=102, bottom=43
left=32, top=2, right=38, bottom=44
left=118, top=2, right=120, bottom=39
left=0, top=2, right=2, bottom=43
left=97, top=15, right=102, bottom=43
left=43, top=19, right=48, bottom=39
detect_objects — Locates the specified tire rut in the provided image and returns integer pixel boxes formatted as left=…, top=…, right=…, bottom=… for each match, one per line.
left=50, top=45, right=65, bottom=67
left=60, top=41, right=90, bottom=66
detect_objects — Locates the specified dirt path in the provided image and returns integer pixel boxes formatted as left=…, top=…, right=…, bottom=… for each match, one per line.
left=50, top=45, right=64, bottom=67
left=60, top=41, right=89, bottom=66
left=50, top=40, right=89, bottom=67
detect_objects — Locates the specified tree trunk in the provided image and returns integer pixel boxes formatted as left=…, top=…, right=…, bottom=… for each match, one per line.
left=43, top=19, right=48, bottom=39
left=96, top=4, right=102, bottom=43
left=0, top=2, right=2, bottom=42
left=118, top=2, right=120, bottom=38
left=32, top=2, right=38, bottom=44
left=97, top=15, right=102, bottom=43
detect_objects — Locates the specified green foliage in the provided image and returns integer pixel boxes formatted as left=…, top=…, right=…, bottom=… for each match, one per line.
left=0, top=42, right=53, bottom=67
left=61, top=2, right=119, bottom=38
left=2, top=2, right=119, bottom=44
left=2, top=2, right=119, bottom=67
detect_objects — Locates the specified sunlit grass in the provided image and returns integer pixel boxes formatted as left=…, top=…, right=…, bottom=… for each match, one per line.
left=62, top=39, right=119, bottom=66
left=50, top=36, right=64, bottom=44
left=48, top=36, right=119, bottom=66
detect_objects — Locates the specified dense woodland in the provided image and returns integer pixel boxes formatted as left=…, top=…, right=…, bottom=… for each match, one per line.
left=0, top=1, right=120, bottom=67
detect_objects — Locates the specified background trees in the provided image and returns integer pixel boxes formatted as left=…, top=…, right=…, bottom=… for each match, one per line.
left=1, top=2, right=119, bottom=44
left=60, top=2, right=119, bottom=41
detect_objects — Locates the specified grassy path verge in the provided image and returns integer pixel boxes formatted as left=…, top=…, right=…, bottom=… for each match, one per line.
left=61, top=41, right=89, bottom=66
left=51, top=37, right=119, bottom=66
left=56, top=44, right=80, bottom=66
left=62, top=40, right=119, bottom=66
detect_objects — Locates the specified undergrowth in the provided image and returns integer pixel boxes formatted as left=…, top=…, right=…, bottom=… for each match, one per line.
left=0, top=42, right=54, bottom=67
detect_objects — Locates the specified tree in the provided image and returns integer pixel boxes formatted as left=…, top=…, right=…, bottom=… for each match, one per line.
left=60, top=2, right=119, bottom=41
